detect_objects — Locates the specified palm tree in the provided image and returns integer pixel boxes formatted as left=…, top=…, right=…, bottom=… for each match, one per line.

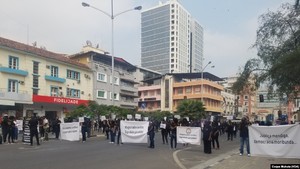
left=176, top=99, right=206, bottom=120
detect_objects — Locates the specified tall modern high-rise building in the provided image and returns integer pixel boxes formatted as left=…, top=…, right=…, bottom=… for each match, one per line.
left=141, top=0, right=203, bottom=74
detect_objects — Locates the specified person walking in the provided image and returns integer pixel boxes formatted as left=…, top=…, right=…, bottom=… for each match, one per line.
left=226, top=120, right=234, bottom=141
left=43, top=116, right=49, bottom=141
left=170, top=118, right=178, bottom=150
left=109, top=120, right=117, bottom=144
left=211, top=121, right=220, bottom=150
left=148, top=121, right=155, bottom=148
left=239, top=117, right=251, bottom=156
left=202, top=121, right=212, bottom=154
left=29, top=114, right=40, bottom=146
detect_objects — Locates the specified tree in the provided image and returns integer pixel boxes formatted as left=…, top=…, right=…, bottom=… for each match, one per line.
left=176, top=99, right=206, bottom=120
left=232, top=3, right=300, bottom=97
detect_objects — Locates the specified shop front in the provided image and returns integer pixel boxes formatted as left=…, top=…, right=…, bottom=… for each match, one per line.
left=23, top=95, right=90, bottom=123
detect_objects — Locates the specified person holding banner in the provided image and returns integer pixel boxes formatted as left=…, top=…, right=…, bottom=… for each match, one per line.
left=160, top=120, right=168, bottom=145
left=239, top=117, right=250, bottom=156
left=148, top=121, right=155, bottom=148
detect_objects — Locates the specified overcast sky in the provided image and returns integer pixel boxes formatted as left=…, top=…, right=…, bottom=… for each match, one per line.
left=0, top=0, right=292, bottom=78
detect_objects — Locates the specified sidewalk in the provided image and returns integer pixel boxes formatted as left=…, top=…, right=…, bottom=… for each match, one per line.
left=176, top=134, right=300, bottom=169
left=207, top=154, right=300, bottom=169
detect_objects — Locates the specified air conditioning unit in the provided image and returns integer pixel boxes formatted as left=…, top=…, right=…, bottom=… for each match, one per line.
left=77, top=80, right=81, bottom=84
left=46, top=65, right=50, bottom=69
left=84, top=74, right=90, bottom=79
left=19, top=81, right=25, bottom=85
left=81, top=91, right=84, bottom=95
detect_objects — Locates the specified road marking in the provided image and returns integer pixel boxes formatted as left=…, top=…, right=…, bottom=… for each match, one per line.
left=173, top=147, right=191, bottom=169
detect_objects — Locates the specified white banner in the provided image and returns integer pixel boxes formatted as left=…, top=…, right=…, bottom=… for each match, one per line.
left=120, top=121, right=149, bottom=143
left=16, top=120, right=23, bottom=131
left=135, top=114, right=141, bottom=120
left=177, top=126, right=201, bottom=145
left=249, top=124, right=300, bottom=158
left=60, top=122, right=80, bottom=141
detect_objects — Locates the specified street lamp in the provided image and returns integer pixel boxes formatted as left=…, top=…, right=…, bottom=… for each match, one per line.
left=82, top=1, right=142, bottom=106
left=199, top=61, right=213, bottom=103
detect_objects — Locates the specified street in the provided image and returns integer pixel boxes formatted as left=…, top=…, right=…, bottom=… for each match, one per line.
left=1, top=132, right=299, bottom=169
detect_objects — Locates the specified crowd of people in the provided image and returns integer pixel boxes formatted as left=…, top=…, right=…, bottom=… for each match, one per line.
left=1, top=114, right=251, bottom=157
left=0, top=114, right=61, bottom=146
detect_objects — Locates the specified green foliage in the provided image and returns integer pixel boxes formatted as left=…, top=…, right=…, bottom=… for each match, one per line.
left=176, top=99, right=206, bottom=120
left=233, top=3, right=300, bottom=96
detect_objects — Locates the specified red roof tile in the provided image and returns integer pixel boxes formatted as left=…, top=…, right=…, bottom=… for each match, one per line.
left=0, top=37, right=90, bottom=70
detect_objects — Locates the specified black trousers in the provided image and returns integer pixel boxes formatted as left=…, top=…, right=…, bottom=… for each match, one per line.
left=212, top=134, right=219, bottom=149
left=30, top=129, right=40, bottom=145
left=161, top=129, right=168, bottom=144
left=203, top=139, right=212, bottom=154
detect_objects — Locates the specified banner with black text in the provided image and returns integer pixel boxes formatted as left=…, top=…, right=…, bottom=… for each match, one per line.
left=60, top=122, right=80, bottom=141
left=120, top=121, right=149, bottom=143
left=177, top=126, right=201, bottom=145
left=249, top=124, right=300, bottom=158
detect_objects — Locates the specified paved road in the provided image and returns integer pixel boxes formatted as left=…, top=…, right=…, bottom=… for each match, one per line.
left=0, top=135, right=181, bottom=169
left=1, top=131, right=298, bottom=169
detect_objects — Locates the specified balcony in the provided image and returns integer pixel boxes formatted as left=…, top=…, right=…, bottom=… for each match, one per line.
left=120, top=85, right=137, bottom=93
left=120, top=90, right=138, bottom=98
left=45, top=75, right=66, bottom=83
left=0, top=89, right=32, bottom=105
left=0, top=66, right=28, bottom=77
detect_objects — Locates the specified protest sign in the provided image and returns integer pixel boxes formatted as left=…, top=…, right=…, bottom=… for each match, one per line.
left=177, top=126, right=201, bottom=145
left=120, top=121, right=149, bottom=143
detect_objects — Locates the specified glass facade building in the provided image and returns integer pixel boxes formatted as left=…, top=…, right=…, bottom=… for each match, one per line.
left=141, top=0, right=203, bottom=74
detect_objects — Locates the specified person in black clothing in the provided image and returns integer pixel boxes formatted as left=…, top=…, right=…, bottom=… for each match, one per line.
left=202, top=121, right=212, bottom=154
left=81, top=118, right=88, bottom=143
left=148, top=121, right=155, bottom=148
left=239, top=117, right=250, bottom=156
left=170, top=118, right=178, bottom=149
left=29, top=114, right=40, bottom=146
left=211, top=121, right=220, bottom=150
left=53, top=117, right=61, bottom=139
left=7, top=116, right=15, bottom=144
left=160, top=120, right=168, bottom=144
left=226, top=120, right=234, bottom=141
left=1, top=115, right=9, bottom=144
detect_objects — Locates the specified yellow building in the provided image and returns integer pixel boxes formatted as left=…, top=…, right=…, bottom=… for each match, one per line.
left=0, top=37, right=93, bottom=120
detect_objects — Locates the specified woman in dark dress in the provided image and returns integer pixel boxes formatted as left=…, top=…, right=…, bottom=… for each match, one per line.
left=202, top=121, right=212, bottom=154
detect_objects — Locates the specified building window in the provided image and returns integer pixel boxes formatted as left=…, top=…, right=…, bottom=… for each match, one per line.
left=110, top=76, right=119, bottom=85
left=51, top=86, right=59, bottom=96
left=9, top=56, right=19, bottom=69
left=8, top=80, right=18, bottom=92
left=97, top=73, right=107, bottom=82
left=110, top=92, right=119, bottom=101
left=194, top=86, right=200, bottom=93
left=33, top=89, right=39, bottom=95
left=51, top=66, right=59, bottom=77
left=244, top=95, right=248, bottom=100
left=144, top=91, right=148, bottom=96
left=67, top=70, right=80, bottom=80
left=97, top=90, right=107, bottom=99
left=186, top=87, right=192, bottom=94
left=33, top=61, right=39, bottom=74
left=33, top=76, right=39, bottom=88
left=244, top=101, right=248, bottom=106
left=67, top=88, right=80, bottom=98
left=177, top=88, right=183, bottom=94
